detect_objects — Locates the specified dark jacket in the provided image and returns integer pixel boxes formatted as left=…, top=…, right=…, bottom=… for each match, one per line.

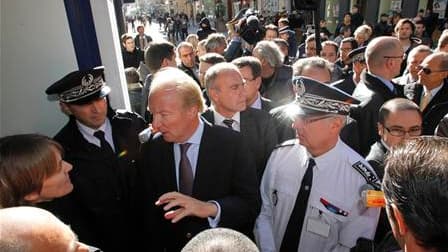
left=42, top=109, right=146, bottom=252
left=134, top=121, right=260, bottom=251
left=178, top=63, right=201, bottom=86
left=260, top=64, right=294, bottom=108
left=365, top=140, right=388, bottom=180
left=202, top=108, right=278, bottom=181
left=134, top=34, right=153, bottom=50
left=122, top=48, right=144, bottom=68
left=352, top=71, right=404, bottom=156
left=197, top=18, right=216, bottom=41
left=436, top=113, right=448, bottom=137
left=332, top=73, right=356, bottom=95
left=404, top=81, right=448, bottom=135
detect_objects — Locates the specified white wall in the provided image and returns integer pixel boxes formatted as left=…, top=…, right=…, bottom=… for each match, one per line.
left=0, top=0, right=77, bottom=136
left=0, top=0, right=129, bottom=137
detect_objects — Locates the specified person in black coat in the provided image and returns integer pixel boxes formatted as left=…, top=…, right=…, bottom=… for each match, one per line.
left=404, top=52, right=448, bottom=135
left=121, top=33, right=144, bottom=68
left=197, top=18, right=216, bottom=41
left=332, top=46, right=367, bottom=95
left=352, top=37, right=405, bottom=156
left=134, top=68, right=259, bottom=251
left=43, top=67, right=146, bottom=252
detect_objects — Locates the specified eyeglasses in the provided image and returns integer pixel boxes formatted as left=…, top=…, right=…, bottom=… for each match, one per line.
left=295, top=115, right=335, bottom=125
left=417, top=65, right=448, bottom=75
left=383, top=54, right=406, bottom=60
left=384, top=126, right=422, bottom=137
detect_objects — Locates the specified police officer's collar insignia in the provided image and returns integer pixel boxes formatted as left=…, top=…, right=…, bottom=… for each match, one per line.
left=352, top=161, right=381, bottom=190
left=59, top=74, right=104, bottom=103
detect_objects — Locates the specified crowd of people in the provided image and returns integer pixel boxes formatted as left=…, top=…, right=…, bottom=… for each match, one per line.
left=1, top=5, right=448, bottom=252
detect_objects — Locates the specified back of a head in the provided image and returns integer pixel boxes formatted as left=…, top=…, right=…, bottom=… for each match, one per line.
left=383, top=136, right=448, bottom=251
left=124, top=67, right=140, bottom=84
left=0, top=206, right=77, bottom=252
left=365, top=36, right=400, bottom=70
left=253, top=40, right=283, bottom=68
left=181, top=228, right=259, bottom=252
left=144, top=41, right=175, bottom=73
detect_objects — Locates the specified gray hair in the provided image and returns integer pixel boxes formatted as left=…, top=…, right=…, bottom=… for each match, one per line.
left=205, top=33, right=227, bottom=53
left=181, top=228, right=259, bottom=252
left=253, top=40, right=284, bottom=68
left=292, top=56, right=333, bottom=77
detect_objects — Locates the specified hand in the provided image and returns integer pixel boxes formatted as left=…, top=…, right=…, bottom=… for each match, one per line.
left=155, top=191, right=218, bottom=223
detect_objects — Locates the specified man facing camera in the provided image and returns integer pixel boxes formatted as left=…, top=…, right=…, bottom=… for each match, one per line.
left=135, top=67, right=259, bottom=251
left=43, top=66, right=146, bottom=252
left=383, top=136, right=448, bottom=252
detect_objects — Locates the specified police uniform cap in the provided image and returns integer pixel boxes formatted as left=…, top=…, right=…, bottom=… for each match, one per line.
left=45, top=66, right=110, bottom=105
left=291, top=76, right=360, bottom=116
left=348, top=46, right=366, bottom=63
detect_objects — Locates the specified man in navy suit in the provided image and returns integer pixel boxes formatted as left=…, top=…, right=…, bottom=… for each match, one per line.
left=134, top=67, right=259, bottom=251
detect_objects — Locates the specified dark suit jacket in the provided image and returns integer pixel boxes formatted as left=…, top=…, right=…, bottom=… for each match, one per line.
left=178, top=63, right=201, bottom=86
left=436, top=113, right=448, bottom=137
left=260, top=64, right=294, bottom=108
left=135, top=122, right=260, bottom=251
left=134, top=34, right=152, bottom=50
left=404, top=81, right=448, bottom=135
left=352, top=71, right=404, bottom=156
left=202, top=108, right=278, bottom=181
left=260, top=96, right=274, bottom=112
left=365, top=141, right=387, bottom=180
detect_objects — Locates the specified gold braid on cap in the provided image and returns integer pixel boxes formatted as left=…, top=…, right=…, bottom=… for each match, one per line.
left=59, top=74, right=104, bottom=103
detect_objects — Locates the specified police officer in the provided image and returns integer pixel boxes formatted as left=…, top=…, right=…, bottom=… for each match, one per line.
left=43, top=66, right=146, bottom=252
left=332, top=46, right=367, bottom=95
left=255, top=77, right=380, bottom=251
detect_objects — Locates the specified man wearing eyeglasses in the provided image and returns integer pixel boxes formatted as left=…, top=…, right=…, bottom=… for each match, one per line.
left=202, top=62, right=278, bottom=182
left=366, top=98, right=422, bottom=250
left=404, top=51, right=448, bottom=135
left=352, top=36, right=405, bottom=157
left=255, top=77, right=380, bottom=252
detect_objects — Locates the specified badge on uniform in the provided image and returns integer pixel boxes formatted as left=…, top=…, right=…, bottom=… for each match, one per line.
left=307, top=216, right=330, bottom=238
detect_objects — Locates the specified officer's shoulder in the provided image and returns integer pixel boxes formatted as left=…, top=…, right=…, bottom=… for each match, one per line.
left=274, top=139, right=296, bottom=150
left=115, top=109, right=143, bottom=120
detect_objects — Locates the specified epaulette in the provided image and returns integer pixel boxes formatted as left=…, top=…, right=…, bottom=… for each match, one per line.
left=352, top=161, right=381, bottom=190
left=274, top=139, right=296, bottom=149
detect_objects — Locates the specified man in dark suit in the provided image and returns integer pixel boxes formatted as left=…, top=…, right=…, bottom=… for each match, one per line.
left=232, top=56, right=274, bottom=112
left=352, top=37, right=405, bottom=156
left=177, top=42, right=201, bottom=86
left=404, top=52, right=448, bottom=135
left=135, top=67, right=259, bottom=251
left=43, top=67, right=146, bottom=252
left=202, top=62, right=278, bottom=181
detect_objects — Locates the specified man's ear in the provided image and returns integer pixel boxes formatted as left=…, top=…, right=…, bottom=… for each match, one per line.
left=378, top=123, right=384, bottom=136
left=24, top=191, right=40, bottom=202
left=392, top=204, right=408, bottom=236
left=59, top=102, right=72, bottom=115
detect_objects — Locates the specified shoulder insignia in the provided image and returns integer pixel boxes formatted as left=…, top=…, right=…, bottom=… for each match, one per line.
left=352, top=161, right=381, bottom=190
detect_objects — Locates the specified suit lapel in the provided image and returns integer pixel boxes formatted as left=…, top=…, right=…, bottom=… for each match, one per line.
left=162, top=140, right=178, bottom=192
left=423, top=82, right=448, bottom=114
left=201, top=109, right=215, bottom=124
left=192, top=123, right=214, bottom=197
left=364, top=72, right=397, bottom=100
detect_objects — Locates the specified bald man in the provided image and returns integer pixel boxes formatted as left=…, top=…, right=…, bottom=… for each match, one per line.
left=0, top=207, right=98, bottom=252
left=352, top=36, right=405, bottom=156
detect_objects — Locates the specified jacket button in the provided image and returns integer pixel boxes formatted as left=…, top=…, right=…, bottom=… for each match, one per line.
left=186, top=232, right=192, bottom=239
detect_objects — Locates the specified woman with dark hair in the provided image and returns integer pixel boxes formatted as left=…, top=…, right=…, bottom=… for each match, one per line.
left=0, top=134, right=73, bottom=208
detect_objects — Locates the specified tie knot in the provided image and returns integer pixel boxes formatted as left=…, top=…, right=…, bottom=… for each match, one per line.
left=94, top=130, right=106, bottom=140
left=223, top=119, right=234, bottom=128
left=308, top=158, right=315, bottom=168
left=180, top=143, right=191, bottom=154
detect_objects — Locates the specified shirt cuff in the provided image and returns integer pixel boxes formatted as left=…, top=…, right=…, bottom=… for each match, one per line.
left=207, top=200, right=221, bottom=228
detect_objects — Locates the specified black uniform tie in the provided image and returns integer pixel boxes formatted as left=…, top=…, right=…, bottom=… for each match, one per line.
left=280, top=158, right=315, bottom=252
left=94, top=130, right=114, bottom=155
left=179, top=143, right=193, bottom=195
left=223, top=119, right=234, bottom=129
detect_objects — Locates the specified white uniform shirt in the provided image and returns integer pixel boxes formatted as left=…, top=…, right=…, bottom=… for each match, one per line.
left=255, top=138, right=380, bottom=252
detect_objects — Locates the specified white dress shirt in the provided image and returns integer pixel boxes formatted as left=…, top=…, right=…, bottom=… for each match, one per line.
left=76, top=119, right=116, bottom=152
left=212, top=109, right=241, bottom=132
left=250, top=93, right=263, bottom=110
